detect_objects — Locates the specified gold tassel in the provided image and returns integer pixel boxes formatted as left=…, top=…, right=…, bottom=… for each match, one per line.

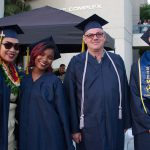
left=0, top=31, right=5, bottom=43
left=81, top=38, right=85, bottom=52
left=25, top=47, right=30, bottom=75
left=0, top=37, right=3, bottom=44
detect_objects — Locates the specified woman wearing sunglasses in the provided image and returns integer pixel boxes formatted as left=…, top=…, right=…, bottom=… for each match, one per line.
left=0, top=25, right=23, bottom=150
left=18, top=36, right=75, bottom=150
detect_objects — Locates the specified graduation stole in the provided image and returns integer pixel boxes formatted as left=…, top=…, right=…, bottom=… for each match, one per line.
left=138, top=51, right=150, bottom=113
left=0, top=58, right=20, bottom=95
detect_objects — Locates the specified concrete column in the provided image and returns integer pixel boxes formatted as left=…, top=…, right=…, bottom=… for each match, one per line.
left=115, top=0, right=133, bottom=79
left=0, top=0, right=4, bottom=18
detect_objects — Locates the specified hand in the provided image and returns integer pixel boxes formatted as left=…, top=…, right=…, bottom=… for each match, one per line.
left=72, top=132, right=82, bottom=143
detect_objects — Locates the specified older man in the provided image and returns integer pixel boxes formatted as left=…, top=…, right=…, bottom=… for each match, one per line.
left=64, top=14, right=131, bottom=150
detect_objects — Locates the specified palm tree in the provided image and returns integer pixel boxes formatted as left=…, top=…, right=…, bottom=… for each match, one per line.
left=4, top=0, right=31, bottom=16
left=140, top=4, right=150, bottom=21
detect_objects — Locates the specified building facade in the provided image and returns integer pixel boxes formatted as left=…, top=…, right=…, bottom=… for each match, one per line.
left=0, top=0, right=4, bottom=18
left=28, top=0, right=143, bottom=78
left=0, top=0, right=148, bottom=77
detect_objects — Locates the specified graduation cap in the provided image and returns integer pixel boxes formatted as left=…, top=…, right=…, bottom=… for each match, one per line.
left=30, top=36, right=61, bottom=60
left=75, top=14, right=108, bottom=33
left=141, top=28, right=150, bottom=45
left=0, top=24, right=24, bottom=39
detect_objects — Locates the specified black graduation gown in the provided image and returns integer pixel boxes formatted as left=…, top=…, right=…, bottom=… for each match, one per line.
left=130, top=63, right=150, bottom=150
left=64, top=52, right=131, bottom=150
left=0, top=68, right=11, bottom=150
left=18, top=72, right=74, bottom=150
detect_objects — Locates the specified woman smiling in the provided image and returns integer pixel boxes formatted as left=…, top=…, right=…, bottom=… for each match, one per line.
left=0, top=24, right=23, bottom=150
left=18, top=36, right=75, bottom=150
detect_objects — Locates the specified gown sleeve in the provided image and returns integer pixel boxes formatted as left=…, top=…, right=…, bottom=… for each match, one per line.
left=0, top=74, right=3, bottom=116
left=119, top=56, right=131, bottom=130
left=63, top=57, right=80, bottom=134
left=0, top=74, right=2, bottom=100
left=114, top=55, right=131, bottom=130
left=54, top=78, right=75, bottom=150
left=130, top=64, right=150, bottom=135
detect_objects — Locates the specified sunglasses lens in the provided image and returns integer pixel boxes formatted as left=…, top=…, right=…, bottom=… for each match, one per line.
left=4, top=43, right=13, bottom=49
left=14, top=44, right=20, bottom=50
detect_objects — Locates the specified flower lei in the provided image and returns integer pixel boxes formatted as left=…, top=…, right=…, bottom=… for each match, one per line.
left=0, top=59, right=20, bottom=95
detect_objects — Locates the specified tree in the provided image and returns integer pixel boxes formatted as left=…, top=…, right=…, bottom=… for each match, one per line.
left=140, top=4, right=150, bottom=21
left=4, top=0, right=31, bottom=16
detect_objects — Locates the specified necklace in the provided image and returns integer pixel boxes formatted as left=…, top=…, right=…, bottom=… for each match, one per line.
left=0, top=59, right=20, bottom=95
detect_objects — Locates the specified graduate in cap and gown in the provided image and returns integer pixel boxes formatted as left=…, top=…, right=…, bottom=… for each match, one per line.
left=63, top=14, right=131, bottom=150
left=130, top=28, right=150, bottom=150
left=0, top=25, right=23, bottom=150
left=18, top=36, right=75, bottom=150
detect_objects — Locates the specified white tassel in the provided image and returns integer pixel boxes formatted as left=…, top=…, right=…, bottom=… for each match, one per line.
left=80, top=115, right=84, bottom=129
left=119, top=107, right=122, bottom=119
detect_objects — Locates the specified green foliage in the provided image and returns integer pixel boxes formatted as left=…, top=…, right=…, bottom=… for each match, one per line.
left=4, top=0, right=31, bottom=16
left=140, top=4, right=150, bottom=21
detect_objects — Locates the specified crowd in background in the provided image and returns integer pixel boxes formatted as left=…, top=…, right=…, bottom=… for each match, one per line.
left=137, top=19, right=150, bottom=33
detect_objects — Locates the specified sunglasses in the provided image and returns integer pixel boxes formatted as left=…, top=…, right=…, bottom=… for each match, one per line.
left=1, top=42, right=20, bottom=51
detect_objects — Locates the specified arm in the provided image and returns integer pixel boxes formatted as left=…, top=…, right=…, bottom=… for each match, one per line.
left=122, top=58, right=131, bottom=129
left=63, top=57, right=82, bottom=143
left=63, top=57, right=80, bottom=134
left=0, top=75, right=3, bottom=119
left=117, top=55, right=131, bottom=130
left=54, top=79, right=75, bottom=150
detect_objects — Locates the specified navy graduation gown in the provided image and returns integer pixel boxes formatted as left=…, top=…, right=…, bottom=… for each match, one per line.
left=64, top=52, right=131, bottom=150
left=18, top=72, right=74, bottom=150
left=130, top=63, right=150, bottom=150
left=0, top=68, right=11, bottom=150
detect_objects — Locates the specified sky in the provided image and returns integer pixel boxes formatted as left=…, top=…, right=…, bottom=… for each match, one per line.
left=148, top=0, right=150, bottom=4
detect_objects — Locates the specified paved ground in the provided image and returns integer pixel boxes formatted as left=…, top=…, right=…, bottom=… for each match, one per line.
left=124, top=129, right=134, bottom=150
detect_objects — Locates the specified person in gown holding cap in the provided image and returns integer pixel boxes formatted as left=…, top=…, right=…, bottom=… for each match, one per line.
left=130, top=28, right=150, bottom=150
left=0, top=25, right=23, bottom=150
left=18, top=36, right=75, bottom=150
left=64, top=14, right=131, bottom=150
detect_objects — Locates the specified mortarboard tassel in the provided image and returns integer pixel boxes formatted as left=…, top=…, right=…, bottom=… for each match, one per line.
left=80, top=114, right=84, bottom=129
left=81, top=38, right=85, bottom=52
left=0, top=31, right=5, bottom=65
left=119, top=106, right=122, bottom=119
left=25, top=47, right=30, bottom=75
left=0, top=31, right=5, bottom=43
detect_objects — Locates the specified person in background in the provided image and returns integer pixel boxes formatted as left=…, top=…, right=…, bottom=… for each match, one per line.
left=0, top=25, right=23, bottom=150
left=64, top=14, right=131, bottom=150
left=18, top=36, right=75, bottom=150
left=54, top=64, right=66, bottom=82
left=130, top=28, right=150, bottom=150
left=142, top=19, right=148, bottom=33
left=137, top=19, right=142, bottom=33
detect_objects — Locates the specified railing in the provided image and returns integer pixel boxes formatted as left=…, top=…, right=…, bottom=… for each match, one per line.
left=133, top=24, right=150, bottom=33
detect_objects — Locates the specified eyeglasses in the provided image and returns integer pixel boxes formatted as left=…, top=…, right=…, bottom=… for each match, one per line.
left=1, top=42, right=20, bottom=51
left=84, top=32, right=104, bottom=39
